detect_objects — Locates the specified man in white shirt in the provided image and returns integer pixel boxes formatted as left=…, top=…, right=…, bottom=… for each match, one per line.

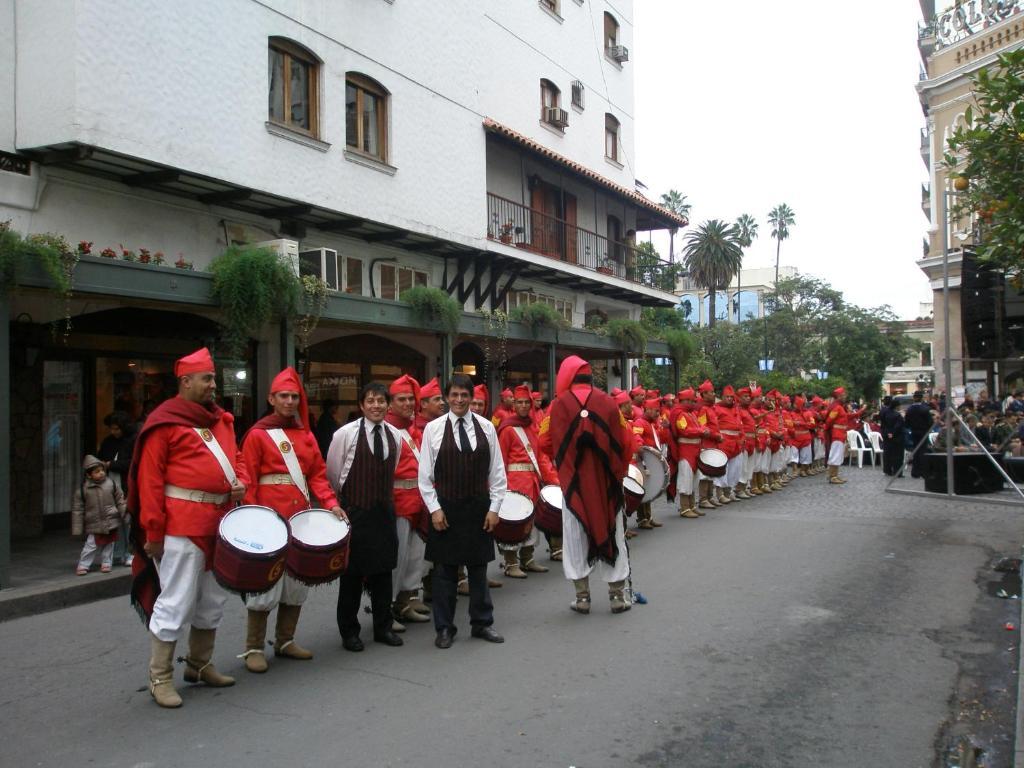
left=418, top=374, right=507, bottom=649
left=326, top=382, right=405, bottom=652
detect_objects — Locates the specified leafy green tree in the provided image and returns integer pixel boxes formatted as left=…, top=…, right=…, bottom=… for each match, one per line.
left=945, top=49, right=1024, bottom=270
left=682, top=219, right=743, bottom=328
left=660, top=190, right=691, bottom=264
left=733, top=213, right=759, bottom=322
left=767, top=203, right=795, bottom=287
left=631, top=241, right=683, bottom=291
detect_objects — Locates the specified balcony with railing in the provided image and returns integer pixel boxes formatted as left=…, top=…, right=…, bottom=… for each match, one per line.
left=486, top=193, right=678, bottom=293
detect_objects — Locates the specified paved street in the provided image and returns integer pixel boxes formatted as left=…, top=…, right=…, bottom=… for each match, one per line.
left=1, top=468, right=1020, bottom=768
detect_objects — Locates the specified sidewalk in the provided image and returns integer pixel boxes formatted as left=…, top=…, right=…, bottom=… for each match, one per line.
left=0, top=532, right=132, bottom=622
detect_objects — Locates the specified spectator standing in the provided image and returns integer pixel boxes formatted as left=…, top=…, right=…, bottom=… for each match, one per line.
left=97, top=411, right=137, bottom=566
left=71, top=455, right=127, bottom=574
left=315, top=399, right=342, bottom=459
left=879, top=397, right=906, bottom=476
left=904, top=391, right=933, bottom=478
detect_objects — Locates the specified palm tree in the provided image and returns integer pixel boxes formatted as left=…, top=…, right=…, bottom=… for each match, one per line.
left=767, top=203, right=795, bottom=288
left=682, top=219, right=743, bottom=328
left=734, top=214, right=758, bottom=322
left=660, top=190, right=691, bottom=264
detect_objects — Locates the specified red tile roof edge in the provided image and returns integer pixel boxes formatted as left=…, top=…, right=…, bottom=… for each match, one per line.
left=483, top=117, right=689, bottom=229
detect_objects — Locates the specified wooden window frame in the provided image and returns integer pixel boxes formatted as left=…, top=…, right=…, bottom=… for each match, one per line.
left=604, top=113, right=620, bottom=162
left=379, top=264, right=428, bottom=301
left=268, top=38, right=319, bottom=138
left=604, top=12, right=619, bottom=50
left=346, top=73, right=390, bottom=163
left=540, top=79, right=564, bottom=129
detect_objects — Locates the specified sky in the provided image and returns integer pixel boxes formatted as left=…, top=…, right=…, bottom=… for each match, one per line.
left=633, top=0, right=932, bottom=320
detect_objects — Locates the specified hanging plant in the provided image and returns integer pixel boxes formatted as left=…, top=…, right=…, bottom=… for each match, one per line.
left=401, top=285, right=461, bottom=336
left=209, top=245, right=301, bottom=358
left=661, top=328, right=695, bottom=367
left=295, top=274, right=329, bottom=352
left=606, top=318, right=648, bottom=355
left=479, top=308, right=510, bottom=379
left=510, top=301, right=567, bottom=339
left=0, top=225, right=79, bottom=340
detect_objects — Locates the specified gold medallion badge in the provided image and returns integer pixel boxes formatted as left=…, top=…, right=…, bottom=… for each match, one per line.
left=268, top=558, right=284, bottom=582
left=279, top=441, right=291, bottom=453
left=199, top=428, right=213, bottom=442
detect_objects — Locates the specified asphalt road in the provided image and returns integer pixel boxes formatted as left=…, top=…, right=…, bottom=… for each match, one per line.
left=0, top=468, right=1020, bottom=768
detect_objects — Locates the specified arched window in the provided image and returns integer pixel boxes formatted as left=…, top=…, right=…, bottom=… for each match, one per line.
left=540, top=79, right=566, bottom=130
left=732, top=290, right=759, bottom=321
left=346, top=73, right=389, bottom=161
left=678, top=293, right=699, bottom=324
left=702, top=292, right=728, bottom=325
left=604, top=12, right=620, bottom=49
left=268, top=38, right=320, bottom=136
left=604, top=113, right=620, bottom=162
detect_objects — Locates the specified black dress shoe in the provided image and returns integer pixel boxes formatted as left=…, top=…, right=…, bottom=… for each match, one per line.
left=373, top=631, right=404, bottom=647
left=341, top=635, right=364, bottom=652
left=470, top=626, right=504, bottom=643
left=434, top=627, right=455, bottom=649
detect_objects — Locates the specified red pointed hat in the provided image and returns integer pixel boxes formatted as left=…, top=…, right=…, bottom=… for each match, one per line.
left=513, top=384, right=531, bottom=400
left=473, top=384, right=489, bottom=404
left=643, top=398, right=660, bottom=410
left=175, top=347, right=214, bottom=377
left=610, top=387, right=623, bottom=397
left=501, top=387, right=513, bottom=399
left=629, top=386, right=645, bottom=397
left=812, top=395, right=824, bottom=405
left=662, top=392, right=675, bottom=400
left=737, top=386, right=751, bottom=396
left=270, top=366, right=309, bottom=429
left=390, top=374, right=421, bottom=402
left=722, top=384, right=735, bottom=397
left=698, top=379, right=714, bottom=393
left=419, top=377, right=441, bottom=401
left=531, top=390, right=541, bottom=399
left=614, top=391, right=631, bottom=406
left=556, top=355, right=591, bottom=396
left=832, top=386, right=846, bottom=397
left=679, top=387, right=696, bottom=400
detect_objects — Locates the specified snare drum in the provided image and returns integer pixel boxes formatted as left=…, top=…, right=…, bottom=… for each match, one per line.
left=286, top=509, right=351, bottom=586
left=536, top=484, right=563, bottom=535
left=697, top=448, right=729, bottom=478
left=214, top=505, right=289, bottom=594
left=638, top=445, right=670, bottom=503
left=493, top=491, right=535, bottom=544
left=622, top=464, right=645, bottom=515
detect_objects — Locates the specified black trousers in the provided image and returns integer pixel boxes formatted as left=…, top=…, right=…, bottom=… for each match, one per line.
left=336, top=571, right=392, bottom=639
left=882, top=440, right=904, bottom=475
left=431, top=562, right=493, bottom=632
left=910, top=434, right=929, bottom=478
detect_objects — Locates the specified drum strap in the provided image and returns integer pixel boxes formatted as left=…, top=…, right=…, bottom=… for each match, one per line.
left=266, top=428, right=310, bottom=502
left=513, top=427, right=541, bottom=477
left=398, top=429, right=420, bottom=462
left=192, top=427, right=237, bottom=486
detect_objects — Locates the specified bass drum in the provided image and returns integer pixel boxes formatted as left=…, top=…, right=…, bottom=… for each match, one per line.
left=638, top=445, right=669, bottom=503
left=697, top=448, right=728, bottom=478
left=494, top=491, right=535, bottom=544
left=622, top=464, right=645, bottom=515
left=287, top=509, right=351, bottom=586
left=536, top=484, right=563, bottom=535
left=214, top=505, right=289, bottom=595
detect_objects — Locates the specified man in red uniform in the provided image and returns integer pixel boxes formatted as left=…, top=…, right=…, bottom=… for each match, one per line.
left=129, top=347, right=249, bottom=708
left=239, top=368, right=344, bottom=673
left=530, top=390, right=545, bottom=428
left=633, top=397, right=667, bottom=529
left=696, top=380, right=724, bottom=510
left=470, top=384, right=489, bottom=417
left=824, top=387, right=864, bottom=485
left=491, top=387, right=514, bottom=427
left=629, top=385, right=646, bottom=421
left=540, top=356, right=634, bottom=614
left=415, top=378, right=444, bottom=432
left=779, top=396, right=797, bottom=483
left=496, top=385, right=559, bottom=578
left=735, top=386, right=757, bottom=499
left=715, top=385, right=744, bottom=504
left=791, top=396, right=814, bottom=477
left=669, top=388, right=705, bottom=518
left=386, top=375, right=431, bottom=628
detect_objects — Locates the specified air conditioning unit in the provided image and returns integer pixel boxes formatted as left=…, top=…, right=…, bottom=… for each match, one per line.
left=544, top=107, right=569, bottom=128
left=299, top=247, right=340, bottom=291
left=608, top=45, right=629, bottom=63
left=253, top=238, right=299, bottom=275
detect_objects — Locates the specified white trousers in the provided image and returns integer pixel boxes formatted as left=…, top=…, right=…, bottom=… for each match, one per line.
left=676, top=460, right=695, bottom=495
left=149, top=536, right=229, bottom=642
left=798, top=445, right=812, bottom=465
left=813, top=438, right=824, bottom=461
left=77, top=535, right=114, bottom=570
left=725, top=454, right=743, bottom=487
left=245, top=572, right=308, bottom=611
left=392, top=516, right=428, bottom=597
left=789, top=446, right=799, bottom=464
left=828, top=440, right=846, bottom=467
left=562, top=506, right=629, bottom=583
left=770, top=450, right=787, bottom=473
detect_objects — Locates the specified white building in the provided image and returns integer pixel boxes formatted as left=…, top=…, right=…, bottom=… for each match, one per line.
left=676, top=266, right=798, bottom=326
left=0, top=0, right=684, bottom=577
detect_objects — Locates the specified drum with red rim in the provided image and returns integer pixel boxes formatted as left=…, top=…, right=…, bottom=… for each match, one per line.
left=286, top=509, right=351, bottom=586
left=697, top=448, right=729, bottom=478
left=536, top=484, right=563, bottom=535
left=622, top=464, right=645, bottom=515
left=638, top=445, right=670, bottom=503
left=494, top=491, right=535, bottom=544
left=214, top=505, right=289, bottom=594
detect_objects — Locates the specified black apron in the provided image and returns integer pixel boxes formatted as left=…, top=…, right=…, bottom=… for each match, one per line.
left=339, top=420, right=399, bottom=577
left=425, top=415, right=495, bottom=566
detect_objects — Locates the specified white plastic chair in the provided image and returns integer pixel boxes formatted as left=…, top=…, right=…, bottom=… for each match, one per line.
left=927, top=431, right=938, bottom=447
left=866, top=430, right=884, bottom=466
left=846, top=430, right=870, bottom=468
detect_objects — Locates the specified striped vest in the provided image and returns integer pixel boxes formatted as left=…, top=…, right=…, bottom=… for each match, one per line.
left=339, top=419, right=397, bottom=510
left=434, top=415, right=489, bottom=501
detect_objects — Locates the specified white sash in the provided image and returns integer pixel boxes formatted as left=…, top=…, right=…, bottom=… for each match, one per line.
left=192, top=427, right=238, bottom=486
left=266, top=428, right=310, bottom=501
left=398, top=428, right=420, bottom=462
left=512, top=426, right=542, bottom=477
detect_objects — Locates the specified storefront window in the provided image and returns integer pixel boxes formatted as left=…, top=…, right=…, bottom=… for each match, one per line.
left=43, top=361, right=82, bottom=516
left=94, top=358, right=177, bottom=433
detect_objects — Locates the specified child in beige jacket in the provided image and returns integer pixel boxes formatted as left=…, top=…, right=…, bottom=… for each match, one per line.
left=71, top=455, right=127, bottom=574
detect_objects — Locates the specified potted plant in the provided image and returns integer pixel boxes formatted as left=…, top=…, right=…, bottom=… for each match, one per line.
left=597, top=258, right=614, bottom=275
left=138, top=248, right=152, bottom=264
left=175, top=255, right=193, bottom=270
left=153, top=251, right=166, bottom=265
left=499, top=221, right=516, bottom=244
left=77, top=241, right=92, bottom=256
left=510, top=301, right=568, bottom=339
left=401, top=285, right=462, bottom=336
left=100, top=247, right=117, bottom=258
left=120, top=245, right=136, bottom=262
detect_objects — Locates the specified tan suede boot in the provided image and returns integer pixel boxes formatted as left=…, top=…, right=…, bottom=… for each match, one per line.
left=148, top=634, right=182, bottom=708
left=502, top=549, right=527, bottom=578
left=183, top=628, right=235, bottom=687
left=520, top=546, right=549, bottom=573
left=407, top=591, right=430, bottom=615
left=609, top=581, right=631, bottom=614
left=241, top=610, right=269, bottom=673
left=549, top=536, right=563, bottom=562
left=274, top=604, right=314, bottom=659
left=571, top=577, right=591, bottom=614
left=395, top=589, right=430, bottom=622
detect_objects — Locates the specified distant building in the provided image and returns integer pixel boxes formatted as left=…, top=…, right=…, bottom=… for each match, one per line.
left=675, top=266, right=797, bottom=326
left=882, top=303, right=936, bottom=395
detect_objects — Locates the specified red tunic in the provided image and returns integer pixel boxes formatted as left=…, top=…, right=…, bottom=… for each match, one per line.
left=386, top=412, right=427, bottom=523
left=241, top=426, right=338, bottom=518
left=696, top=403, right=722, bottom=450
left=739, top=405, right=757, bottom=455
left=714, top=403, right=743, bottom=458
left=137, top=419, right=250, bottom=541
left=498, top=419, right=558, bottom=503
left=669, top=406, right=705, bottom=470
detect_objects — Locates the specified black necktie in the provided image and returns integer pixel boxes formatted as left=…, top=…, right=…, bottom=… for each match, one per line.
left=458, top=417, right=471, bottom=452
left=373, top=424, right=384, bottom=459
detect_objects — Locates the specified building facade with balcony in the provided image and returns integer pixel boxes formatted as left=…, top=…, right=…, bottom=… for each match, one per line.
left=0, top=0, right=684, bottom=583
left=675, top=266, right=797, bottom=327
left=917, top=0, right=1024, bottom=397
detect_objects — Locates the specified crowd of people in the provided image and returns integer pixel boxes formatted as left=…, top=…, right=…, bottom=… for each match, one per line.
left=107, top=346, right=865, bottom=709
